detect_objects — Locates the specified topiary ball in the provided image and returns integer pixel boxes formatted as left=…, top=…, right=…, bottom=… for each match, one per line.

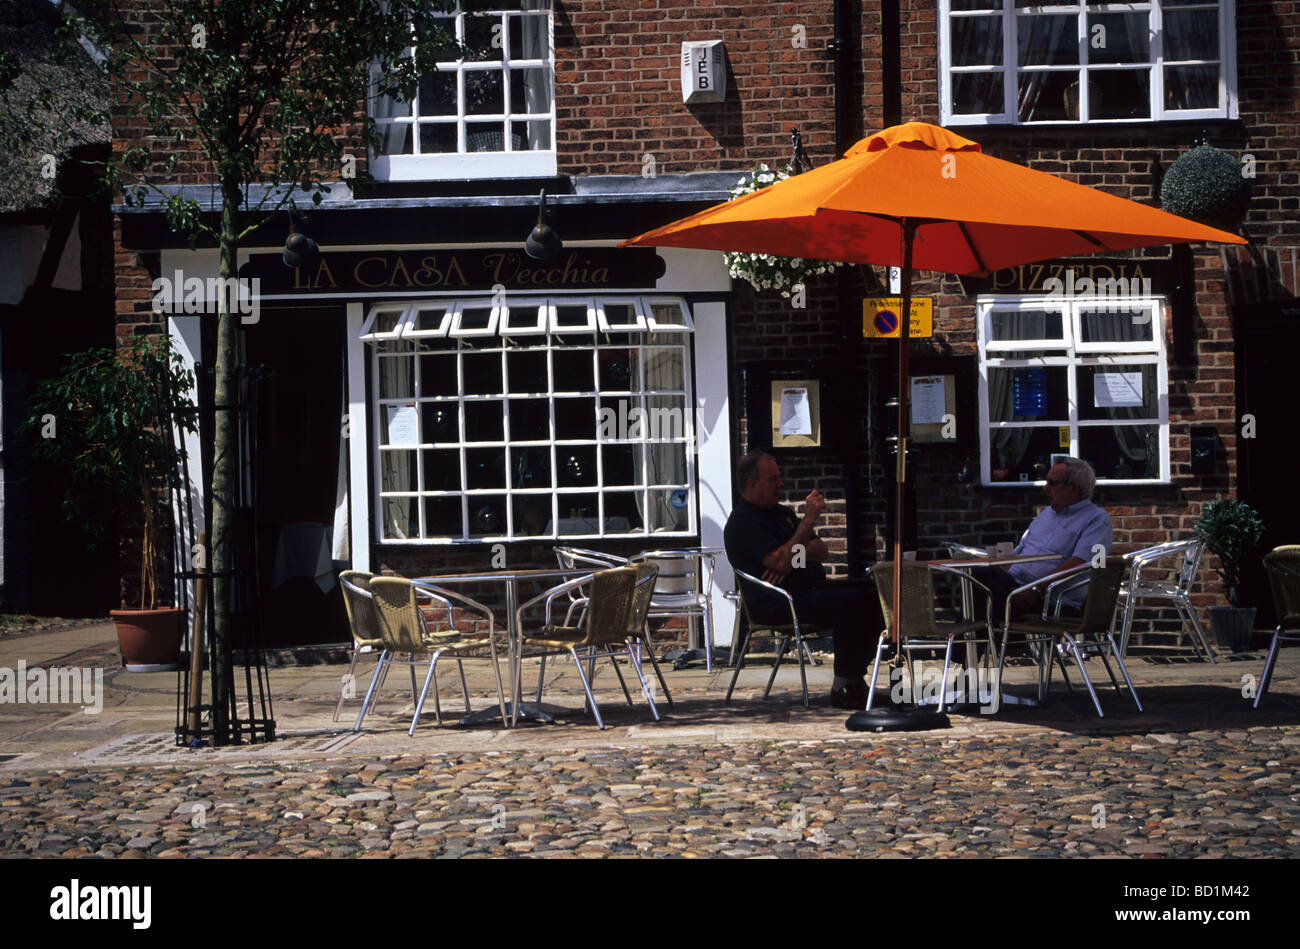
left=1160, top=145, right=1250, bottom=234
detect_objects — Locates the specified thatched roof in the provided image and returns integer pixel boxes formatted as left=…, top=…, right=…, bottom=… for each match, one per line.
left=0, top=0, right=109, bottom=215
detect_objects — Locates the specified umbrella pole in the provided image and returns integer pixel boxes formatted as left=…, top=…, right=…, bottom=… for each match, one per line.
left=848, top=218, right=947, bottom=732
left=892, top=219, right=916, bottom=654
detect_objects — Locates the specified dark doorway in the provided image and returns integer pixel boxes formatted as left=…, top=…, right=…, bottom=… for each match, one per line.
left=1234, top=302, right=1300, bottom=627
left=245, top=305, right=350, bottom=647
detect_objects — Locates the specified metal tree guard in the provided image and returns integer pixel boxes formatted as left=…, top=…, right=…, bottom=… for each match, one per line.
left=172, top=353, right=275, bottom=747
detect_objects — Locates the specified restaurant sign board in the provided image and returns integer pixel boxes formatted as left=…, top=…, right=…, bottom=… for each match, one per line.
left=240, top=247, right=666, bottom=294
left=958, top=258, right=1177, bottom=297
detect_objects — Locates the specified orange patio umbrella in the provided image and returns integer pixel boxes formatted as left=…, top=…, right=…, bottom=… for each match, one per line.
left=622, top=121, right=1246, bottom=679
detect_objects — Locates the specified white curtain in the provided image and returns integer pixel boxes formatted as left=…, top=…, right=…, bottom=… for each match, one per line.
left=379, top=354, right=414, bottom=538
left=645, top=348, right=687, bottom=532
left=520, top=1, right=551, bottom=149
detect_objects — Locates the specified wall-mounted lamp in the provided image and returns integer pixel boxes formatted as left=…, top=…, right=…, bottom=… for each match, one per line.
left=524, top=189, right=562, bottom=260
left=283, top=208, right=320, bottom=270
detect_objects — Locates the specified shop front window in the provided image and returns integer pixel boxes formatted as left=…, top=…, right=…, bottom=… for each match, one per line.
left=977, top=295, right=1169, bottom=484
left=363, top=297, right=697, bottom=542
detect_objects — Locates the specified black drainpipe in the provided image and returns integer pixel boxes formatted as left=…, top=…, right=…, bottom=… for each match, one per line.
left=830, top=0, right=863, bottom=577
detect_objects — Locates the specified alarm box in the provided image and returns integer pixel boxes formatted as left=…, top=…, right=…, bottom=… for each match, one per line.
left=681, top=40, right=726, bottom=104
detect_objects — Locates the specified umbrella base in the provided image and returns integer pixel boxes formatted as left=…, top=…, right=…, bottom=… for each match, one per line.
left=845, top=705, right=950, bottom=732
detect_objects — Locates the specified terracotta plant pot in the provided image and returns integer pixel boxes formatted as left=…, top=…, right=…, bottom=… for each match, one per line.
left=111, top=607, right=184, bottom=672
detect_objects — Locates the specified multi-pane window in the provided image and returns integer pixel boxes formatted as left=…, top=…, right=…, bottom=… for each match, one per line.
left=364, top=297, right=697, bottom=542
left=977, top=294, right=1170, bottom=485
left=372, top=1, right=555, bottom=179
left=941, top=0, right=1236, bottom=125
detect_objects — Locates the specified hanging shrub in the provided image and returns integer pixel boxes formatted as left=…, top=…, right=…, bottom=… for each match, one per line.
left=1160, top=144, right=1251, bottom=234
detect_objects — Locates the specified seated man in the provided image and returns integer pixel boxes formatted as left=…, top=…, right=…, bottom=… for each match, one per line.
left=724, top=450, right=874, bottom=709
left=972, top=456, right=1113, bottom=622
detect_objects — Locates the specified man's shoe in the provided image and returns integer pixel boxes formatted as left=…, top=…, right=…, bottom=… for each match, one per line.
left=829, top=678, right=867, bottom=710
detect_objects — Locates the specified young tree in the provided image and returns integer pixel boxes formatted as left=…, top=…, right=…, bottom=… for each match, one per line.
left=59, top=0, right=457, bottom=743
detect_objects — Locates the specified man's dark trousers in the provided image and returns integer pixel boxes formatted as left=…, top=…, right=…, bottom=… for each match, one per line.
left=748, top=581, right=877, bottom=679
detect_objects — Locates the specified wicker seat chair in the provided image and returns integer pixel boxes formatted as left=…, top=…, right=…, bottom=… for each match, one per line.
left=334, top=570, right=384, bottom=722
left=357, top=577, right=508, bottom=736
left=866, top=561, right=996, bottom=713
left=724, top=569, right=827, bottom=708
left=517, top=566, right=659, bottom=729
left=996, top=560, right=1141, bottom=717
left=1256, top=546, right=1300, bottom=708
left=553, top=546, right=627, bottom=625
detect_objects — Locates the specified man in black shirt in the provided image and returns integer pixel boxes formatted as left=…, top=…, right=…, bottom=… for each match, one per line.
left=724, top=451, right=873, bottom=709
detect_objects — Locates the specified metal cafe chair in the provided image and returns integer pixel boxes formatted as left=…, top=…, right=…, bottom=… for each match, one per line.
left=996, top=561, right=1141, bottom=717
left=725, top=569, right=827, bottom=708
left=335, top=570, right=384, bottom=722
left=1256, top=546, right=1300, bottom=708
left=553, top=546, right=628, bottom=626
left=517, top=566, right=661, bottom=730
left=866, top=561, right=996, bottom=713
left=358, top=577, right=508, bottom=736
left=626, top=562, right=674, bottom=706
left=1114, top=538, right=1215, bottom=661
left=629, top=548, right=718, bottom=671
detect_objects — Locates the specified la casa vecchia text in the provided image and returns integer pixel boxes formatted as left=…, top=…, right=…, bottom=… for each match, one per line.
left=292, top=251, right=613, bottom=290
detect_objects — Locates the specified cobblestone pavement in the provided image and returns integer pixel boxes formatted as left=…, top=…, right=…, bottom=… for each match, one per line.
left=3, top=726, right=1298, bottom=858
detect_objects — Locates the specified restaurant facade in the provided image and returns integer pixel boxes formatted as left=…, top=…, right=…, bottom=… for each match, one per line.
left=109, top=0, right=1297, bottom=647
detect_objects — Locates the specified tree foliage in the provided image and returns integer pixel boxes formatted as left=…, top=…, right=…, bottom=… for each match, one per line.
left=26, top=335, right=197, bottom=610
left=63, top=0, right=459, bottom=234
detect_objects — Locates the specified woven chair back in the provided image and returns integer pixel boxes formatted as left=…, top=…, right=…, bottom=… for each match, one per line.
left=872, top=561, right=942, bottom=638
left=627, top=564, right=660, bottom=636
left=339, top=570, right=381, bottom=646
left=579, top=567, right=639, bottom=647
left=1075, top=560, right=1127, bottom=635
left=1264, top=546, right=1300, bottom=625
left=368, top=577, right=429, bottom=653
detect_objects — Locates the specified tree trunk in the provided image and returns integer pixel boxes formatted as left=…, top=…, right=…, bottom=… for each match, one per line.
left=210, top=172, right=241, bottom=745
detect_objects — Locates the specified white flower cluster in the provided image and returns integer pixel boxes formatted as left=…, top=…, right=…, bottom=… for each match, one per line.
left=723, top=164, right=842, bottom=297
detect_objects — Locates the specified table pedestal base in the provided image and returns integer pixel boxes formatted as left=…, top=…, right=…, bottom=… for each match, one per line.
left=846, top=705, right=950, bottom=732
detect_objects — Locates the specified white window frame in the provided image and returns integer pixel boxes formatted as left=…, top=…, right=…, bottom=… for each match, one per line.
left=977, top=293, right=1170, bottom=486
left=939, top=0, right=1238, bottom=126
left=367, top=296, right=699, bottom=543
left=371, top=1, right=557, bottom=180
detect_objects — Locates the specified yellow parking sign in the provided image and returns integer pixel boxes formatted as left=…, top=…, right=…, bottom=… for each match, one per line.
left=863, top=297, right=933, bottom=338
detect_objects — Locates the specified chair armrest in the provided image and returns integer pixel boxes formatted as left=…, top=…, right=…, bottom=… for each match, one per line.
left=1002, top=563, right=1090, bottom=630
left=930, top=564, right=994, bottom=621
left=516, top=572, right=596, bottom=632
left=734, top=568, right=798, bottom=626
left=413, top=581, right=497, bottom=642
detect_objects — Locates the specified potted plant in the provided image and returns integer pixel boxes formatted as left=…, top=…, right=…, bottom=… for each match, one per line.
left=27, top=334, right=197, bottom=670
left=1193, top=497, right=1266, bottom=653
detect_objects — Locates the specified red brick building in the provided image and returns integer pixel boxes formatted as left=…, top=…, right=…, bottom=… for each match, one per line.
left=108, top=1, right=1292, bottom=648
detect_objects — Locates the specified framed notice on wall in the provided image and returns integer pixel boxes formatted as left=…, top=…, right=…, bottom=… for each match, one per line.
left=745, top=360, right=839, bottom=456
left=770, top=378, right=821, bottom=449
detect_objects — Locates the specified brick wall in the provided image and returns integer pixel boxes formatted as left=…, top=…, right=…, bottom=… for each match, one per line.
left=555, top=1, right=839, bottom=176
